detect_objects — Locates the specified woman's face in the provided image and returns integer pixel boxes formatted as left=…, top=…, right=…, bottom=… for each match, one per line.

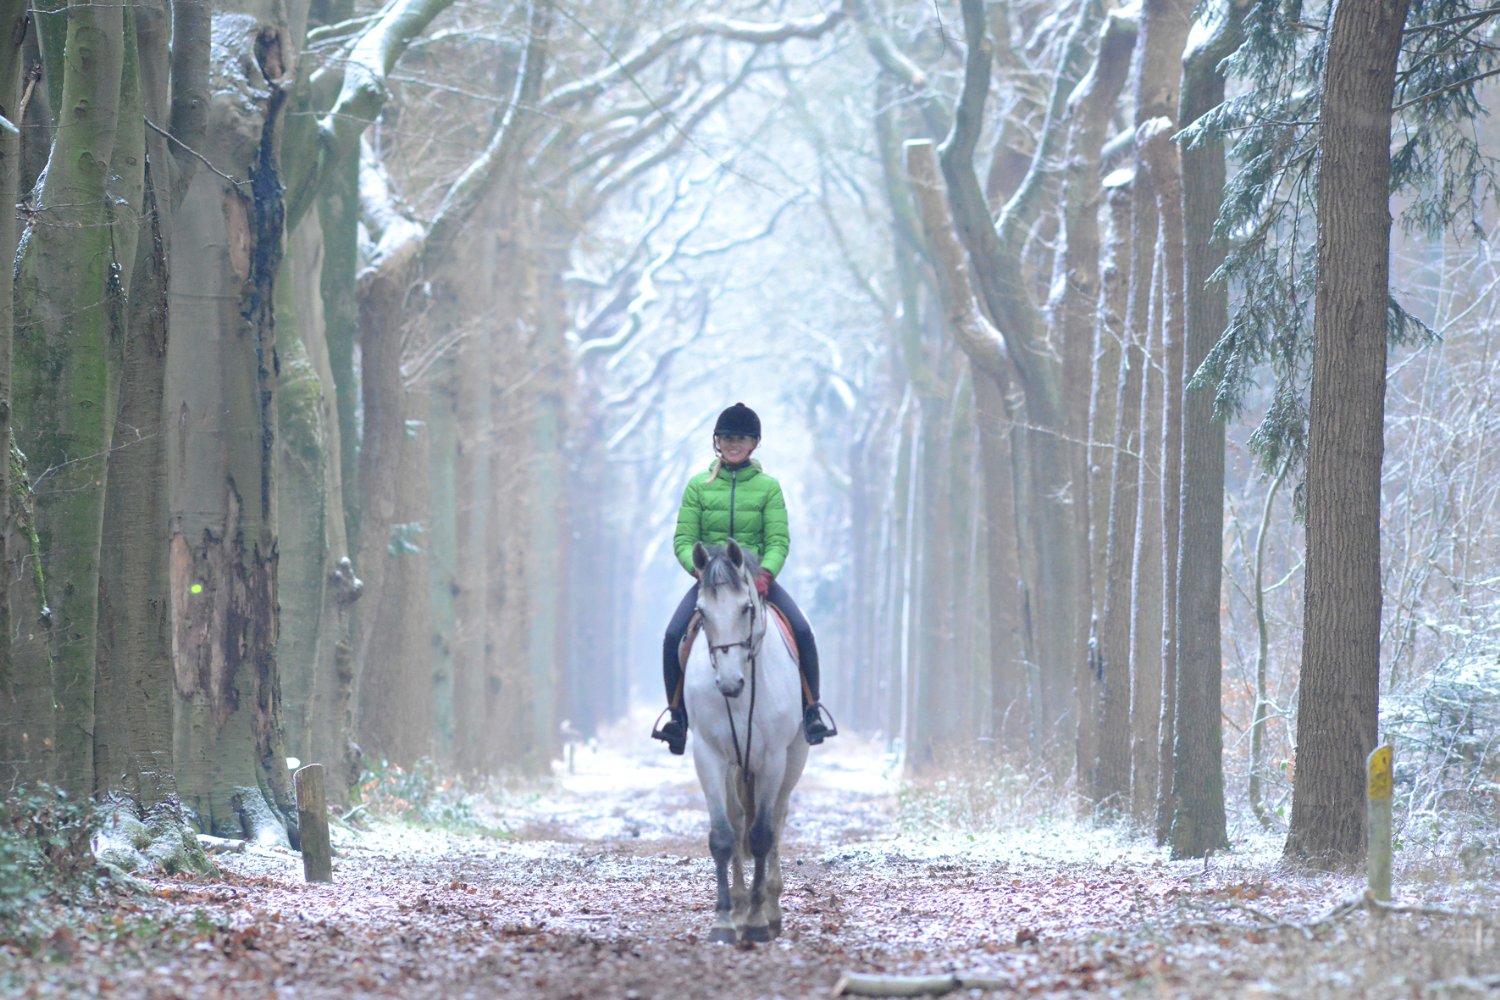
left=716, top=434, right=757, bottom=464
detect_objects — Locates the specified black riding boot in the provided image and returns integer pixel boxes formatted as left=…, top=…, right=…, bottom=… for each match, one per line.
left=802, top=701, right=836, bottom=745
left=781, top=599, right=835, bottom=746
left=655, top=584, right=698, bottom=754
left=652, top=705, right=688, bottom=755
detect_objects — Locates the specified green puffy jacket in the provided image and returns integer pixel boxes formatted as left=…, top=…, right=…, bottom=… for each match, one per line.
left=674, top=460, right=789, bottom=577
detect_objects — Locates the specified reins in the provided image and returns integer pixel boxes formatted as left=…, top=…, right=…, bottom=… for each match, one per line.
left=712, top=590, right=762, bottom=787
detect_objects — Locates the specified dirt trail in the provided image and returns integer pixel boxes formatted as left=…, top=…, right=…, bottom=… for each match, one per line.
left=9, top=724, right=1500, bottom=998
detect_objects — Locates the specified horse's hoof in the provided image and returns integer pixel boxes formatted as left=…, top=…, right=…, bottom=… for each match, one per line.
left=742, top=924, right=774, bottom=943
left=708, top=927, right=738, bottom=944
left=769, top=918, right=782, bottom=937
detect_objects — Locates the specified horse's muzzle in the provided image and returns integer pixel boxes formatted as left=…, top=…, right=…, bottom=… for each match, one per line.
left=717, top=677, right=745, bottom=698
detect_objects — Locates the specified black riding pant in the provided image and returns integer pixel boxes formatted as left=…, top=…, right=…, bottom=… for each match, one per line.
left=662, top=580, right=820, bottom=710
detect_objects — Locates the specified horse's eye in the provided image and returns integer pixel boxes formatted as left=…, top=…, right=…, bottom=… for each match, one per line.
left=743, top=604, right=753, bottom=615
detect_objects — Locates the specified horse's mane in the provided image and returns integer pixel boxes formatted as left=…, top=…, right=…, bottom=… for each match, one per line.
left=699, top=544, right=760, bottom=593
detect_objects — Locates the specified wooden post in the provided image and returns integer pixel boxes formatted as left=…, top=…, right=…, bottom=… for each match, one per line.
left=294, top=764, right=334, bottom=883
left=1366, top=744, right=1393, bottom=902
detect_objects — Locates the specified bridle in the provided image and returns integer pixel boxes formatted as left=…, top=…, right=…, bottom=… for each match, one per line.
left=702, top=580, right=765, bottom=784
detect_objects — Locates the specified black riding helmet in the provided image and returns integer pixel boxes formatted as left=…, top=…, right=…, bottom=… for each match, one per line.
left=714, top=402, right=761, bottom=439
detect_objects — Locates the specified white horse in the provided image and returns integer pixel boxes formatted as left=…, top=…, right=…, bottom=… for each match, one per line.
left=684, top=539, right=809, bottom=943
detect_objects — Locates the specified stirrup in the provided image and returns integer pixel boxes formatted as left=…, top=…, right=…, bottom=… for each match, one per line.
left=651, top=707, right=687, bottom=755
left=803, top=703, right=838, bottom=745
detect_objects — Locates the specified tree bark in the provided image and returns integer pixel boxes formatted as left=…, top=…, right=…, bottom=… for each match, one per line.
left=1058, top=7, right=1136, bottom=806
left=0, top=0, right=33, bottom=782
left=1136, top=117, right=1187, bottom=826
left=1094, top=0, right=1192, bottom=813
left=12, top=0, right=128, bottom=796
left=1167, top=0, right=1245, bottom=856
left=1087, top=173, right=1130, bottom=773
left=1285, top=0, right=1409, bottom=864
left=167, top=11, right=295, bottom=842
left=939, top=0, right=1098, bottom=737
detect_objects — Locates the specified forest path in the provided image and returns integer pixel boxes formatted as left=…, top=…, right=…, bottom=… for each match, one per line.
left=18, top=720, right=1500, bottom=998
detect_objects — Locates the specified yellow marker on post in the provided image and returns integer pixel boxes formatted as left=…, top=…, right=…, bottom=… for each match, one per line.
left=1367, top=744, right=1393, bottom=902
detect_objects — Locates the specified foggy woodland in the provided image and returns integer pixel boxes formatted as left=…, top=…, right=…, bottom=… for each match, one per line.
left=3, top=0, right=1500, bottom=993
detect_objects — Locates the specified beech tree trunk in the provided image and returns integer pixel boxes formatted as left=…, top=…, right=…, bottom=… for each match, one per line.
left=167, top=10, right=296, bottom=841
left=939, top=0, right=1098, bottom=742
left=0, top=0, right=29, bottom=782
left=1058, top=7, right=1135, bottom=799
left=1167, top=0, right=1244, bottom=856
left=1136, top=118, right=1186, bottom=827
left=12, top=0, right=129, bottom=797
left=1285, top=0, right=1409, bottom=864
left=1094, top=0, right=1192, bottom=812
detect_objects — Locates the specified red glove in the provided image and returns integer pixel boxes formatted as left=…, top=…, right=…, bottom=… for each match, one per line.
left=755, top=569, right=772, bottom=597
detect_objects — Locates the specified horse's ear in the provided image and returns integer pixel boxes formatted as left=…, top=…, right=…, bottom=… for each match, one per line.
left=692, top=542, right=710, bottom=573
left=726, top=539, right=744, bottom=569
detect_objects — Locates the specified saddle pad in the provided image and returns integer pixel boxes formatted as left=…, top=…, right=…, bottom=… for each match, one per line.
left=679, top=606, right=798, bottom=668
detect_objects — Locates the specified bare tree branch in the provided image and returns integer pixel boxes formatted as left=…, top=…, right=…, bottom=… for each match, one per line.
left=542, top=7, right=845, bottom=112
left=904, top=139, right=1008, bottom=381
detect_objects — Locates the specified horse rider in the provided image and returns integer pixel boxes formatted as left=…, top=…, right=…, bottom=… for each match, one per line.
left=652, top=402, right=836, bottom=755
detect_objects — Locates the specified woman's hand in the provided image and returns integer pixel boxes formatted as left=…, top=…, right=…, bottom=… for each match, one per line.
left=755, top=569, right=772, bottom=597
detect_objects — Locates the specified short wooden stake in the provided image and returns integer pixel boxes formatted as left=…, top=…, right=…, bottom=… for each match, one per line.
left=1366, top=744, right=1393, bottom=902
left=294, top=763, right=333, bottom=883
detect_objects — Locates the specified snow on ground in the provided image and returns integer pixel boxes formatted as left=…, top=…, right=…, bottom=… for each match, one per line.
left=5, top=715, right=1500, bottom=998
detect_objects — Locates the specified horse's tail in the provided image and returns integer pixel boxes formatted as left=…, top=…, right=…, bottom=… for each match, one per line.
left=725, top=763, right=754, bottom=811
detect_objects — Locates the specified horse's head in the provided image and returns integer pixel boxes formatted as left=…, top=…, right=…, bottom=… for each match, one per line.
left=691, top=539, right=766, bottom=699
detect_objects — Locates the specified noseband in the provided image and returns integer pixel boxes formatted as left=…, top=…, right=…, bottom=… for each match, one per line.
left=707, top=597, right=760, bottom=660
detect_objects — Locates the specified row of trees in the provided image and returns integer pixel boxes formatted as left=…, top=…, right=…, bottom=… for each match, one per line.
left=0, top=0, right=846, bottom=851
left=776, top=0, right=1497, bottom=863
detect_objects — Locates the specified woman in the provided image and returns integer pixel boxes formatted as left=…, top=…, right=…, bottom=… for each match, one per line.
left=652, top=402, right=835, bottom=754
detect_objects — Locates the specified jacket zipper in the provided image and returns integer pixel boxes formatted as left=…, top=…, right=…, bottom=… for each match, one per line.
left=728, top=468, right=738, bottom=537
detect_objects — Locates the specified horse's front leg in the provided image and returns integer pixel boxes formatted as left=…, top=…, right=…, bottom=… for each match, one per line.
left=694, top=754, right=738, bottom=943
left=727, top=767, right=751, bottom=934
left=764, top=742, right=806, bottom=938
left=741, top=755, right=787, bottom=943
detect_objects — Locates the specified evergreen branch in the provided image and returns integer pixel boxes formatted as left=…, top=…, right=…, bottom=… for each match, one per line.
left=1402, top=5, right=1500, bottom=35
left=1392, top=64, right=1500, bottom=111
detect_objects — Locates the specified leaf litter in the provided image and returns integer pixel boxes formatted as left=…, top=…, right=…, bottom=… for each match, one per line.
left=4, top=718, right=1499, bottom=999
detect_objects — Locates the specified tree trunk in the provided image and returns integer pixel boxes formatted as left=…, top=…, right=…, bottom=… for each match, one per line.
left=0, top=0, right=30, bottom=782
left=167, top=11, right=295, bottom=842
left=353, top=243, right=435, bottom=766
left=940, top=0, right=1098, bottom=740
left=974, top=375, right=1029, bottom=748
left=12, top=0, right=128, bottom=797
left=1058, top=7, right=1136, bottom=803
left=1136, top=118, right=1187, bottom=826
left=1092, top=186, right=1145, bottom=808
left=1167, top=0, right=1244, bottom=856
left=1285, top=0, right=1409, bottom=864
left=1126, top=235, right=1166, bottom=820
left=1087, top=175, right=1130, bottom=777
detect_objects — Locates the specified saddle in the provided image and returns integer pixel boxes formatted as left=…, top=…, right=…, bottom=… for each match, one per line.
left=673, top=607, right=805, bottom=709
left=679, top=607, right=798, bottom=670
